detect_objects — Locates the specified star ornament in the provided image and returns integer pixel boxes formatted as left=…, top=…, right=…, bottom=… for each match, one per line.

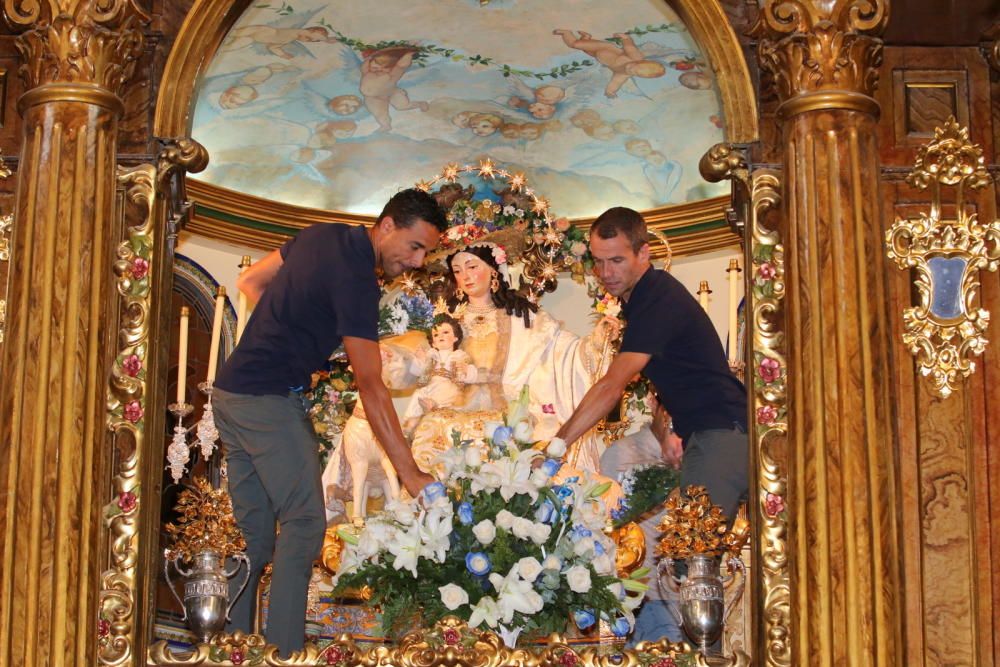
left=415, top=179, right=433, bottom=192
left=478, top=159, right=496, bottom=179
left=531, top=197, right=549, bottom=214
left=509, top=172, right=527, bottom=192
left=443, top=163, right=461, bottom=183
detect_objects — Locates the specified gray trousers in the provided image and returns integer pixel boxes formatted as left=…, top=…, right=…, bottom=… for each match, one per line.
left=681, top=425, right=749, bottom=521
left=212, top=388, right=326, bottom=657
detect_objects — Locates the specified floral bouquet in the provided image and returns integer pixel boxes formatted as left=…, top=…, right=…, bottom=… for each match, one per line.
left=610, top=464, right=682, bottom=528
left=378, top=289, right=435, bottom=337
left=332, top=388, right=647, bottom=643
left=306, top=359, right=357, bottom=466
left=164, top=476, right=246, bottom=563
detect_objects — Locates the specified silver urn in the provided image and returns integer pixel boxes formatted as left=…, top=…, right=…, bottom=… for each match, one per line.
left=660, top=554, right=746, bottom=656
left=165, top=550, right=250, bottom=643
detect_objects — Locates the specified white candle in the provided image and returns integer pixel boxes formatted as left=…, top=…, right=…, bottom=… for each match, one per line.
left=235, top=255, right=251, bottom=344
left=697, top=280, right=711, bottom=313
left=727, top=258, right=741, bottom=362
left=176, top=306, right=189, bottom=404
left=206, top=286, right=227, bottom=383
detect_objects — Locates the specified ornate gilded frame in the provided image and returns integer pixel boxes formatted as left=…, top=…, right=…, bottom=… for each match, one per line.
left=89, top=1, right=772, bottom=665
left=885, top=117, right=1000, bottom=398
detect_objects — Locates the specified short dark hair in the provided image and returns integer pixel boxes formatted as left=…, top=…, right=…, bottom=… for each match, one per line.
left=428, top=314, right=463, bottom=349
left=590, top=206, right=648, bottom=253
left=378, top=188, right=448, bottom=232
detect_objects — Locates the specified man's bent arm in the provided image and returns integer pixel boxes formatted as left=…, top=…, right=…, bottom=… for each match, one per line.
left=344, top=336, right=433, bottom=496
left=556, top=351, right=651, bottom=446
left=237, top=249, right=283, bottom=303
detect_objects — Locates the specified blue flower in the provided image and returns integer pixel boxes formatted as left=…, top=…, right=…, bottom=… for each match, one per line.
left=611, top=616, right=631, bottom=637
left=573, top=609, right=596, bottom=630
left=535, top=500, right=556, bottom=524
left=593, top=541, right=605, bottom=556
left=458, top=502, right=474, bottom=525
left=492, top=426, right=513, bottom=446
left=422, top=481, right=447, bottom=503
left=465, top=551, right=491, bottom=576
left=569, top=525, right=592, bottom=542
left=540, top=458, right=562, bottom=478
left=552, top=485, right=573, bottom=501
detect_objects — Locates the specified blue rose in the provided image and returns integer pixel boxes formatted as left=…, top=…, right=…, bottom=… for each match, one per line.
left=458, top=502, right=474, bottom=525
left=540, top=458, right=562, bottom=478
left=465, top=551, right=491, bottom=576
left=535, top=500, right=556, bottom=524
left=552, top=485, right=573, bottom=501
left=422, top=481, right=447, bottom=503
left=611, top=616, right=631, bottom=637
left=573, top=609, right=596, bottom=630
left=492, top=425, right=514, bottom=446
left=593, top=541, right=605, bottom=556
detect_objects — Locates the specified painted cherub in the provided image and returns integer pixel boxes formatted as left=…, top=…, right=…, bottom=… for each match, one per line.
left=401, top=315, right=477, bottom=433
left=222, top=24, right=332, bottom=60
left=553, top=29, right=666, bottom=98
left=359, top=46, right=429, bottom=132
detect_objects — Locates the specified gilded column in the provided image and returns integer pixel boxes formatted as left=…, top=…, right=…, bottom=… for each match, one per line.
left=0, top=2, right=147, bottom=666
left=752, top=1, right=902, bottom=664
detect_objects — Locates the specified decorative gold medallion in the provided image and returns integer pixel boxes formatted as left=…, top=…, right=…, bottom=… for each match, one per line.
left=885, top=117, right=1000, bottom=398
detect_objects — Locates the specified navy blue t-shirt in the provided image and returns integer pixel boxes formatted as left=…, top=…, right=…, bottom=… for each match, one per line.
left=215, top=223, right=379, bottom=396
left=620, top=267, right=747, bottom=440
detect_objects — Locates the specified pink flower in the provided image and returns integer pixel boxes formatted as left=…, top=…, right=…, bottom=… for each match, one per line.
left=442, top=628, right=460, bottom=646
left=554, top=217, right=571, bottom=232
left=756, top=405, right=778, bottom=425
left=765, top=492, right=785, bottom=517
left=122, top=354, right=142, bottom=377
left=124, top=400, right=143, bottom=423
left=230, top=648, right=245, bottom=665
left=532, top=232, right=546, bottom=245
left=117, top=491, right=137, bottom=513
left=491, top=246, right=507, bottom=265
left=757, top=357, right=781, bottom=383
left=570, top=241, right=587, bottom=257
left=541, top=403, right=555, bottom=414
left=129, top=257, right=149, bottom=280
left=652, top=659, right=677, bottom=667
left=757, top=262, right=776, bottom=281
left=324, top=646, right=344, bottom=664
left=558, top=651, right=579, bottom=667
left=97, top=618, right=110, bottom=638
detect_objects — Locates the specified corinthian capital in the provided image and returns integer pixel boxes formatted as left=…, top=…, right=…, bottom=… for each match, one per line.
left=3, top=0, right=150, bottom=94
left=752, top=0, right=889, bottom=115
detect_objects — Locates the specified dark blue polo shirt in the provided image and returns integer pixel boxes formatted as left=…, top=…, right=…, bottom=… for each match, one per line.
left=215, top=223, right=379, bottom=396
left=620, top=266, right=747, bottom=440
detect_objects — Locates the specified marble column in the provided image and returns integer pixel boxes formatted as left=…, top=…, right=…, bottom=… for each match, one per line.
left=752, top=1, right=903, bottom=664
left=0, top=3, right=147, bottom=666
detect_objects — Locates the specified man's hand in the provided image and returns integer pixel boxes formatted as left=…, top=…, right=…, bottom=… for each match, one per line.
left=661, top=433, right=683, bottom=470
left=400, top=469, right=435, bottom=497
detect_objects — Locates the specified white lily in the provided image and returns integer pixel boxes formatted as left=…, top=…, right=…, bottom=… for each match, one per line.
left=419, top=507, right=453, bottom=563
left=388, top=522, right=423, bottom=577
left=468, top=595, right=501, bottom=629
left=489, top=569, right=544, bottom=623
left=505, top=385, right=532, bottom=428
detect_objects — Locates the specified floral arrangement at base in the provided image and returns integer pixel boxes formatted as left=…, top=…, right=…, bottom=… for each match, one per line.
left=656, top=485, right=744, bottom=560
left=164, top=476, right=246, bottom=562
left=332, top=388, right=647, bottom=643
left=610, top=464, right=682, bottom=528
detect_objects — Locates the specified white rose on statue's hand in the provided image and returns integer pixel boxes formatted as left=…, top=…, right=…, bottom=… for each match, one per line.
left=547, top=437, right=567, bottom=458
left=565, top=564, right=592, bottom=593
left=439, top=583, right=470, bottom=610
left=512, top=421, right=533, bottom=443
left=473, top=519, right=497, bottom=545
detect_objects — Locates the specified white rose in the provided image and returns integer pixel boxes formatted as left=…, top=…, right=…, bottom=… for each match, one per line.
left=529, top=522, right=552, bottom=545
left=512, top=517, right=534, bottom=540
left=547, top=437, right=567, bottom=458
left=542, top=554, right=562, bottom=571
left=517, top=557, right=543, bottom=582
left=465, top=446, right=482, bottom=467
left=565, top=565, right=592, bottom=593
left=592, top=554, right=613, bottom=575
left=512, top=421, right=533, bottom=443
left=473, top=519, right=496, bottom=545
left=439, top=583, right=470, bottom=610
left=496, top=510, right=515, bottom=530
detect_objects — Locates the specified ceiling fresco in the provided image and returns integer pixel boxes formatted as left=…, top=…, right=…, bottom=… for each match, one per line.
left=191, top=0, right=728, bottom=218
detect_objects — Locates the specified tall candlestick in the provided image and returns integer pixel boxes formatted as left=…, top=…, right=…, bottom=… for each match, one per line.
left=206, top=286, right=227, bottom=383
left=176, top=306, right=189, bottom=404
left=726, top=258, right=741, bottom=362
left=235, top=255, right=251, bottom=344
left=697, top=280, right=712, bottom=313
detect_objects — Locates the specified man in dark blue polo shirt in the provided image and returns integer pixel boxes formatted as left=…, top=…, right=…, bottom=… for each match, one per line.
left=555, top=206, right=748, bottom=520
left=212, top=189, right=447, bottom=656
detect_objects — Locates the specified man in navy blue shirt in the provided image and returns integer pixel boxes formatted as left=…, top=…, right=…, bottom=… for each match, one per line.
left=555, top=206, right=748, bottom=521
left=212, top=189, right=446, bottom=656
